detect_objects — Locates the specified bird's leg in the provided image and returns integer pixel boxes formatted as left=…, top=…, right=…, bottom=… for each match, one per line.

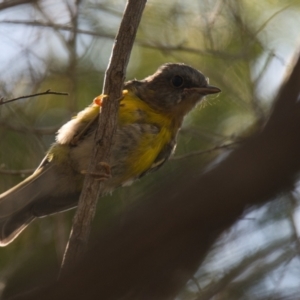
left=80, top=162, right=112, bottom=181
left=77, top=92, right=124, bottom=178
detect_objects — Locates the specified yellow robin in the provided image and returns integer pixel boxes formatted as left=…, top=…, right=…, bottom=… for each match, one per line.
left=0, top=63, right=220, bottom=245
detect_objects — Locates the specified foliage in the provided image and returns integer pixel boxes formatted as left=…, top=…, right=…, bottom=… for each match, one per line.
left=0, top=0, right=300, bottom=299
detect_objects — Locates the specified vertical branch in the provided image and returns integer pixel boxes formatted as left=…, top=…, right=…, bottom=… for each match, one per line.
left=60, top=0, right=147, bottom=276
left=66, top=0, right=82, bottom=113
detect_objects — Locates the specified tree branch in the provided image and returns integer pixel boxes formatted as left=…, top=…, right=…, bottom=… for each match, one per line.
left=171, top=142, right=238, bottom=160
left=59, top=0, right=147, bottom=276
left=194, top=237, right=294, bottom=300
left=0, top=0, right=37, bottom=11
left=0, top=168, right=34, bottom=176
left=0, top=90, right=68, bottom=105
left=0, top=20, right=262, bottom=60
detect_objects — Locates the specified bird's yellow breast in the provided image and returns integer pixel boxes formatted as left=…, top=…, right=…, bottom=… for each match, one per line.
left=56, top=90, right=175, bottom=183
left=118, top=90, right=174, bottom=180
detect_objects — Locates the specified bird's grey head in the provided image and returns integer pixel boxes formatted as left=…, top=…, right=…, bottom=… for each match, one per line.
left=125, top=63, right=220, bottom=113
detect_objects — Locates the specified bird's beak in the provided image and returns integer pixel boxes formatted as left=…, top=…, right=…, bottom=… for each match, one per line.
left=188, top=85, right=221, bottom=95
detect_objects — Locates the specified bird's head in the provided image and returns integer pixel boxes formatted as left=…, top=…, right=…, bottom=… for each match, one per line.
left=125, top=63, right=221, bottom=118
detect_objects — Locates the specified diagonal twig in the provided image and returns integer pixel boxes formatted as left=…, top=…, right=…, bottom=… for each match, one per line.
left=59, top=0, right=147, bottom=277
left=0, top=90, right=68, bottom=105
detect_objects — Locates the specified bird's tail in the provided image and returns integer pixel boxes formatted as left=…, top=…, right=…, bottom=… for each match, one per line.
left=0, top=206, right=34, bottom=246
left=0, top=162, right=79, bottom=246
left=0, top=166, right=54, bottom=246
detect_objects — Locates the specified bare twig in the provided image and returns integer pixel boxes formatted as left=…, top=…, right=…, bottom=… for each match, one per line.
left=0, top=20, right=262, bottom=60
left=171, top=142, right=238, bottom=160
left=287, top=193, right=300, bottom=254
left=249, top=50, right=275, bottom=120
left=253, top=4, right=292, bottom=37
left=201, top=0, right=223, bottom=50
left=0, top=90, right=69, bottom=105
left=0, top=168, right=34, bottom=175
left=0, top=122, right=59, bottom=135
left=222, top=250, right=296, bottom=300
left=0, top=0, right=37, bottom=10
left=65, top=0, right=82, bottom=113
left=59, top=0, right=147, bottom=276
left=0, top=20, right=116, bottom=39
left=193, top=237, right=293, bottom=300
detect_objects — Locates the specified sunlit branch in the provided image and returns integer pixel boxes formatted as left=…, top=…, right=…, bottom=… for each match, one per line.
left=0, top=89, right=69, bottom=105
left=0, top=122, right=59, bottom=135
left=0, top=168, right=34, bottom=175
left=171, top=142, right=238, bottom=160
left=0, top=20, right=258, bottom=60
left=0, top=0, right=37, bottom=10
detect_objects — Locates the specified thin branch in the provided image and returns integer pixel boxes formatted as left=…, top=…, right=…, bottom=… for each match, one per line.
left=250, top=49, right=282, bottom=122
left=0, top=0, right=37, bottom=10
left=201, top=0, right=223, bottom=50
left=33, top=5, right=71, bottom=54
left=220, top=250, right=296, bottom=299
left=0, top=20, right=261, bottom=61
left=206, top=0, right=223, bottom=29
left=65, top=0, right=82, bottom=113
left=0, top=122, right=59, bottom=135
left=0, top=20, right=121, bottom=40
left=0, top=90, right=69, bottom=105
left=0, top=168, right=34, bottom=175
left=193, top=237, right=293, bottom=300
left=171, top=142, right=238, bottom=160
left=287, top=193, right=300, bottom=254
left=59, top=0, right=147, bottom=276
left=191, top=276, right=202, bottom=294
left=253, top=4, right=292, bottom=37
left=253, top=50, right=276, bottom=88
left=87, top=3, right=123, bottom=17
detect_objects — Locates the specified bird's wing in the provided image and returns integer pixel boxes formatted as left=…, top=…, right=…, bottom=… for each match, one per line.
left=56, top=105, right=99, bottom=146
left=0, top=161, right=54, bottom=218
left=139, top=139, right=176, bottom=178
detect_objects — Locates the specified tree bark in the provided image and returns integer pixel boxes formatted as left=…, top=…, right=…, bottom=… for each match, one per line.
left=60, top=0, right=147, bottom=275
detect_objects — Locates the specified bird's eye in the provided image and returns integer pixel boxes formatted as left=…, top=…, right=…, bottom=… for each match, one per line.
left=171, top=75, right=184, bottom=87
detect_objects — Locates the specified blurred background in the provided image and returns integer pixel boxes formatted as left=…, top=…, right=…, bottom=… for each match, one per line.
left=0, top=0, right=300, bottom=299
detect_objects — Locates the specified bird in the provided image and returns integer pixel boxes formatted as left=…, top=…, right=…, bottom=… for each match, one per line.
left=0, top=63, right=220, bottom=245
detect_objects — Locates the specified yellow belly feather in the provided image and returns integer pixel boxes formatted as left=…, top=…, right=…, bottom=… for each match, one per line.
left=52, top=90, right=173, bottom=182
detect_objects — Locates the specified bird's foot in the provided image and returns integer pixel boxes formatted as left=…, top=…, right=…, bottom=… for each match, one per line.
left=81, top=162, right=112, bottom=181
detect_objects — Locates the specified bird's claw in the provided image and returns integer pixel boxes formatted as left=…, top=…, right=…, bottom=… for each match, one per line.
left=81, top=162, right=112, bottom=181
